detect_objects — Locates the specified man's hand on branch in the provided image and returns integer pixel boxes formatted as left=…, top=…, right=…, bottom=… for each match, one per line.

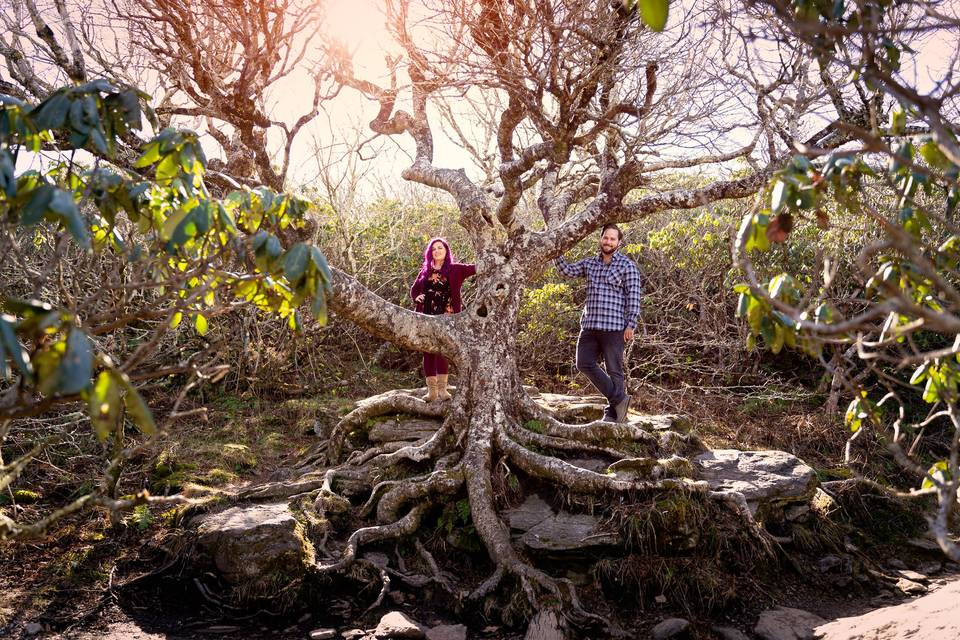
left=624, top=327, right=635, bottom=341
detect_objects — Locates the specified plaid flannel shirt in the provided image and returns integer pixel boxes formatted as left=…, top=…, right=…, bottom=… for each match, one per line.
left=555, top=252, right=642, bottom=331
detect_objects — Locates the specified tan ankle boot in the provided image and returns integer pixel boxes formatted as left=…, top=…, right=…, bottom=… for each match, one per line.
left=436, top=374, right=452, bottom=400
left=423, top=376, right=439, bottom=402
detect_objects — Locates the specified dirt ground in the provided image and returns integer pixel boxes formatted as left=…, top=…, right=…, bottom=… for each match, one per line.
left=2, top=382, right=956, bottom=640
left=816, top=578, right=960, bottom=640
left=4, top=523, right=957, bottom=640
left=6, top=575, right=960, bottom=640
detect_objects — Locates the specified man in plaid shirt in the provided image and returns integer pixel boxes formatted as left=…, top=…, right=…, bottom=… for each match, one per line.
left=556, top=224, right=642, bottom=422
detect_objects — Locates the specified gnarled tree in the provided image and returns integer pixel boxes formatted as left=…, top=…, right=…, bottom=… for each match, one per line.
left=250, top=0, right=879, bottom=626
left=0, top=0, right=330, bottom=189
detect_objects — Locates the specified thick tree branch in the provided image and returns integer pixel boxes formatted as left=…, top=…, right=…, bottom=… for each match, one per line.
left=529, top=169, right=769, bottom=268
left=328, top=267, right=458, bottom=356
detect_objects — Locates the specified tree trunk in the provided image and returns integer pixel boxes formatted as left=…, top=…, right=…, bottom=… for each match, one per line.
left=283, top=267, right=717, bottom=633
left=453, top=284, right=530, bottom=575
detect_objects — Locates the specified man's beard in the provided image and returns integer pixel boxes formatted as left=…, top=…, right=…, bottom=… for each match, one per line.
left=600, top=245, right=616, bottom=255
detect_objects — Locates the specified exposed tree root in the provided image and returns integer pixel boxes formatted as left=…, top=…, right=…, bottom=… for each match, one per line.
left=294, top=441, right=328, bottom=471
left=555, top=577, right=628, bottom=636
left=414, top=538, right=459, bottom=598
left=359, top=559, right=392, bottom=614
left=236, top=474, right=327, bottom=501
left=708, top=490, right=778, bottom=558
left=218, top=386, right=790, bottom=636
left=520, top=394, right=698, bottom=451
left=376, top=466, right=464, bottom=523
left=327, top=389, right=449, bottom=463
left=469, top=564, right=505, bottom=601
left=293, top=391, right=708, bottom=635
left=505, top=420, right=634, bottom=459
left=468, top=542, right=622, bottom=637
left=498, top=429, right=708, bottom=494
left=313, top=503, right=431, bottom=574
left=362, top=423, right=453, bottom=468
left=455, top=414, right=627, bottom=636
left=347, top=439, right=425, bottom=466
left=319, top=465, right=374, bottom=497
left=193, top=576, right=242, bottom=611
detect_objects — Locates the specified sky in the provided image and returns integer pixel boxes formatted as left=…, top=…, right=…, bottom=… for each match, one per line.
left=273, top=0, right=960, bottom=197
left=6, top=0, right=958, bottom=202
left=272, top=0, right=478, bottom=193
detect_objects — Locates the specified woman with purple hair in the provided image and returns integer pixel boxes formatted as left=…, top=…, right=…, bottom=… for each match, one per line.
left=410, top=237, right=476, bottom=401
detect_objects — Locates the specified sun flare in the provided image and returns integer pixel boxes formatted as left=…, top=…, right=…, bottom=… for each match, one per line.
left=323, top=0, right=393, bottom=70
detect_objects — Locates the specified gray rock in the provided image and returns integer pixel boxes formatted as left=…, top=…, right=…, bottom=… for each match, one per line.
left=505, top=495, right=620, bottom=552
left=523, top=513, right=621, bottom=552
left=693, top=450, right=818, bottom=517
left=507, top=495, right=555, bottom=531
left=712, top=627, right=749, bottom=640
left=906, top=537, right=940, bottom=551
left=896, top=569, right=927, bottom=583
left=609, top=455, right=696, bottom=482
left=374, top=612, right=425, bottom=639
left=524, top=609, right=568, bottom=640
left=918, top=562, right=942, bottom=575
left=25, top=622, right=43, bottom=635
left=532, top=393, right=682, bottom=431
left=947, top=562, right=960, bottom=573
left=641, top=414, right=688, bottom=432
left=363, top=551, right=390, bottom=568
left=193, top=502, right=314, bottom=592
left=886, top=558, right=908, bottom=570
left=310, top=630, right=337, bottom=640
left=566, top=458, right=612, bottom=473
left=341, top=630, right=366, bottom=640
left=815, top=555, right=843, bottom=573
left=535, top=393, right=606, bottom=422
left=426, top=624, right=467, bottom=640
left=651, top=617, right=690, bottom=639
left=895, top=578, right=927, bottom=595
left=754, top=606, right=826, bottom=640
left=368, top=418, right=439, bottom=443
left=785, top=504, right=810, bottom=522
left=815, top=579, right=960, bottom=639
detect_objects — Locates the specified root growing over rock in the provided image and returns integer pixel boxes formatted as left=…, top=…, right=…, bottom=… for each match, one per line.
left=218, top=386, right=788, bottom=634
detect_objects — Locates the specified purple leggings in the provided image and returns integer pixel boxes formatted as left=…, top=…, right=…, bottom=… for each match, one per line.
left=422, top=353, right=449, bottom=376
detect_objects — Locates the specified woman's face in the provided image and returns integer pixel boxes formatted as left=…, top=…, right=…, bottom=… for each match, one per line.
left=431, top=242, right=447, bottom=264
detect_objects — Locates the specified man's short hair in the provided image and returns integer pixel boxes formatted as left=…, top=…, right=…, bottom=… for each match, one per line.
left=601, top=223, right=624, bottom=242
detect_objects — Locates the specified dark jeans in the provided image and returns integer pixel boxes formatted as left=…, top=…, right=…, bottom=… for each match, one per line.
left=422, top=353, right=449, bottom=376
left=576, top=329, right=626, bottom=416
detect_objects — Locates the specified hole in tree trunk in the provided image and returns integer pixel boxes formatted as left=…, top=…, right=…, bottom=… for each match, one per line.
left=476, top=304, right=488, bottom=318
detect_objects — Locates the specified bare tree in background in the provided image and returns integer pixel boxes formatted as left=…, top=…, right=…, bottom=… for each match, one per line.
left=0, top=0, right=332, bottom=188
left=241, top=0, right=883, bottom=627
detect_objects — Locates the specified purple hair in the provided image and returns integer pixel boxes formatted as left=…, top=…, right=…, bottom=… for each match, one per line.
left=418, top=237, right=455, bottom=280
